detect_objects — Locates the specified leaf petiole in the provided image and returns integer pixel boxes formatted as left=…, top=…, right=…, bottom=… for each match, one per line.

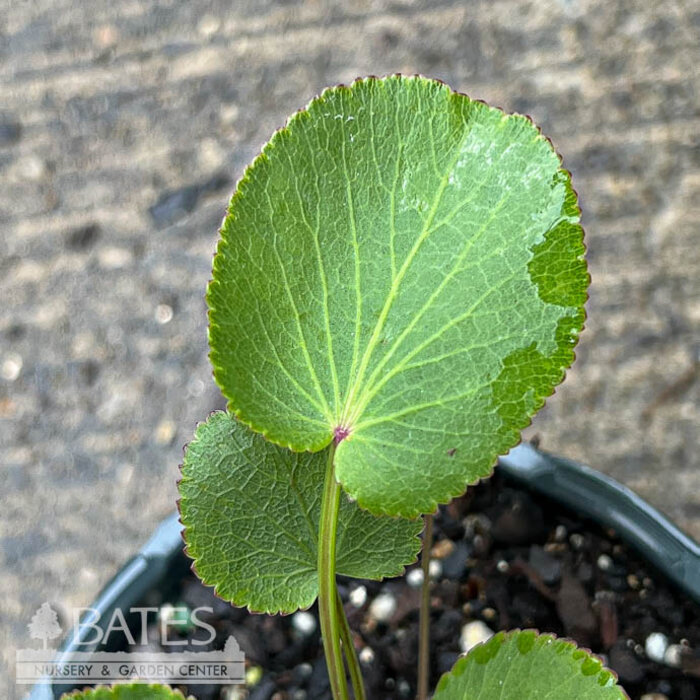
left=318, top=441, right=350, bottom=700
left=336, top=588, right=365, bottom=700
left=417, top=514, right=434, bottom=700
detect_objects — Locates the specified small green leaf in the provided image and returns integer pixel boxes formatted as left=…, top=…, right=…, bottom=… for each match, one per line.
left=433, top=631, right=627, bottom=700
left=61, top=684, right=193, bottom=700
left=208, top=75, right=588, bottom=517
left=178, top=412, right=422, bottom=613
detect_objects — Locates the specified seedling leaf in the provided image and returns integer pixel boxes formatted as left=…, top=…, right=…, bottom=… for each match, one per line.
left=208, top=75, right=588, bottom=517
left=179, top=412, right=422, bottom=613
left=61, top=684, right=193, bottom=700
left=433, top=630, right=627, bottom=699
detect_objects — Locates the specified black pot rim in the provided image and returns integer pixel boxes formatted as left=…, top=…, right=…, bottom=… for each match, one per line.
left=29, top=443, right=700, bottom=699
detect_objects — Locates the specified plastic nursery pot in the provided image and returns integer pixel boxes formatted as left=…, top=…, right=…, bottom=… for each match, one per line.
left=28, top=513, right=187, bottom=700
left=30, top=443, right=700, bottom=700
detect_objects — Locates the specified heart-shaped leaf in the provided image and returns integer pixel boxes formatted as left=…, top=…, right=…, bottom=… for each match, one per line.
left=61, top=685, right=193, bottom=700
left=433, top=630, right=627, bottom=699
left=179, top=411, right=422, bottom=613
left=208, top=75, right=588, bottom=517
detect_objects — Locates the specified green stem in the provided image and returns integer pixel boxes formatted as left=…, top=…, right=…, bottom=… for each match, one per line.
left=336, top=588, right=366, bottom=700
left=417, top=514, right=434, bottom=700
left=318, top=442, right=349, bottom=700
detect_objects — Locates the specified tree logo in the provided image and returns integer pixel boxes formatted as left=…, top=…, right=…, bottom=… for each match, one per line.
left=28, top=602, right=63, bottom=650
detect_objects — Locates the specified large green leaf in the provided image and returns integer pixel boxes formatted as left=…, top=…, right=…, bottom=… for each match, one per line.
left=179, top=412, right=422, bottom=613
left=61, top=685, right=193, bottom=700
left=433, top=631, right=627, bottom=700
left=209, top=75, right=587, bottom=517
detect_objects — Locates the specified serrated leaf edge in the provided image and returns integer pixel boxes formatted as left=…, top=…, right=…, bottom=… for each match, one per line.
left=177, top=412, right=317, bottom=615
left=177, top=411, right=423, bottom=614
left=60, top=683, right=191, bottom=700
left=206, top=74, right=590, bottom=520
left=434, top=629, right=629, bottom=699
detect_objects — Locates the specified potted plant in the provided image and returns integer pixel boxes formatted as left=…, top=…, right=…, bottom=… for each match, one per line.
left=35, top=443, right=700, bottom=699
left=177, top=73, right=621, bottom=699
left=39, top=75, right=700, bottom=700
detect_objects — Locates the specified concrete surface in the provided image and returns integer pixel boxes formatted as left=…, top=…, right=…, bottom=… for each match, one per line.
left=1, top=0, right=699, bottom=696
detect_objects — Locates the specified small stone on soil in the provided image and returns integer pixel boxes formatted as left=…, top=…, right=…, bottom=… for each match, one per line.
left=368, top=592, right=396, bottom=622
left=482, top=607, right=497, bottom=621
left=292, top=611, right=316, bottom=636
left=406, top=568, right=424, bottom=588
left=359, top=646, right=375, bottom=665
left=397, top=679, right=411, bottom=697
left=646, top=632, right=670, bottom=663
left=349, top=585, right=367, bottom=607
left=431, top=538, right=455, bottom=559
left=460, top=620, right=494, bottom=653
left=570, top=533, right=586, bottom=550
left=597, top=553, right=614, bottom=571
left=428, top=559, right=443, bottom=580
left=664, top=643, right=683, bottom=668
